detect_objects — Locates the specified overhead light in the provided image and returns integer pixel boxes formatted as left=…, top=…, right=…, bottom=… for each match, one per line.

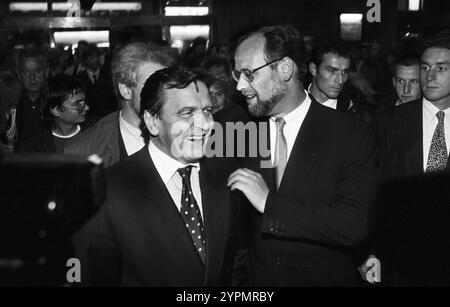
left=340, top=13, right=363, bottom=23
left=9, top=2, right=142, bottom=12
left=54, top=31, right=109, bottom=45
left=170, top=25, right=209, bottom=41
left=91, top=2, right=142, bottom=11
left=408, top=0, right=422, bottom=11
left=165, top=6, right=209, bottom=16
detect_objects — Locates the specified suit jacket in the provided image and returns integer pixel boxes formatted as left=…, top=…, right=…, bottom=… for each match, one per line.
left=239, top=99, right=377, bottom=286
left=374, top=99, right=450, bottom=177
left=73, top=147, right=239, bottom=286
left=64, top=111, right=123, bottom=167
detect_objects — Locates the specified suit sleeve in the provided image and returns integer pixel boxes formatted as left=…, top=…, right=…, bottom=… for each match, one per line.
left=261, top=124, right=378, bottom=248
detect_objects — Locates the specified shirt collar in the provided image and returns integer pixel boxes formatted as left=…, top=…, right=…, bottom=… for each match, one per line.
left=307, top=83, right=337, bottom=107
left=148, top=140, right=200, bottom=185
left=270, top=90, right=311, bottom=125
left=422, top=97, right=450, bottom=124
left=119, top=110, right=142, bottom=137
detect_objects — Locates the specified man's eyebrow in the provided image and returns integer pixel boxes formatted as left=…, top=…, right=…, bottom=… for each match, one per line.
left=325, top=65, right=348, bottom=71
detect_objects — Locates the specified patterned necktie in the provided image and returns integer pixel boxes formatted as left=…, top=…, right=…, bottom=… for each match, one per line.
left=274, top=117, right=287, bottom=189
left=426, top=111, right=448, bottom=172
left=177, top=166, right=206, bottom=265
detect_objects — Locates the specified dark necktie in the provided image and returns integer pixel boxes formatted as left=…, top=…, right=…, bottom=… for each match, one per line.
left=177, top=166, right=206, bottom=265
left=274, top=117, right=287, bottom=189
left=426, top=111, right=448, bottom=172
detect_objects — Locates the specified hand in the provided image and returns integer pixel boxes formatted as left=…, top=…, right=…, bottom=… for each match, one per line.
left=227, top=168, right=269, bottom=213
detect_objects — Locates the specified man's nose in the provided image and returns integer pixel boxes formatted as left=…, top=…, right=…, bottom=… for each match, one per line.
left=236, top=75, right=249, bottom=92
left=427, top=67, right=437, bottom=82
left=404, top=82, right=411, bottom=94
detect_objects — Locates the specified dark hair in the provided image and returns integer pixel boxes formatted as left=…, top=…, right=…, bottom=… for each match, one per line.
left=394, top=53, right=420, bottom=70
left=422, top=29, right=450, bottom=52
left=16, top=47, right=47, bottom=70
left=201, top=56, right=231, bottom=75
left=310, top=39, right=351, bottom=67
left=139, top=65, right=210, bottom=144
left=82, top=43, right=100, bottom=61
left=238, top=25, right=307, bottom=81
left=43, top=74, right=83, bottom=123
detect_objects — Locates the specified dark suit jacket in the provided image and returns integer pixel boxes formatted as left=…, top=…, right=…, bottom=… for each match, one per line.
left=374, top=98, right=450, bottom=177
left=74, top=147, right=239, bottom=286
left=64, top=111, right=123, bottom=167
left=239, top=99, right=377, bottom=286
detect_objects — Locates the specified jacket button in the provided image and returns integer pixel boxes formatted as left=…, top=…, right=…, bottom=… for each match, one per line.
left=276, top=257, right=281, bottom=264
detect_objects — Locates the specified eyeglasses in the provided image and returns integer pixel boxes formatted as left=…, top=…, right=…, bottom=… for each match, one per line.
left=61, top=102, right=87, bottom=113
left=232, top=58, right=283, bottom=83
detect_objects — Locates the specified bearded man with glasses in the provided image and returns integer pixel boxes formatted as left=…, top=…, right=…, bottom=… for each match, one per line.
left=227, top=24, right=377, bottom=286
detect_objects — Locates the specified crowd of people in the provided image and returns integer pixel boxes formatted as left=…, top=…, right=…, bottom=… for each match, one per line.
left=1, top=24, right=450, bottom=286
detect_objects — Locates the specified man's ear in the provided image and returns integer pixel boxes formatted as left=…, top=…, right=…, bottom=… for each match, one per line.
left=392, top=77, right=396, bottom=88
left=50, top=106, right=61, bottom=118
left=143, top=110, right=159, bottom=136
left=309, top=62, right=318, bottom=77
left=118, top=83, right=133, bottom=100
left=277, top=57, right=295, bottom=82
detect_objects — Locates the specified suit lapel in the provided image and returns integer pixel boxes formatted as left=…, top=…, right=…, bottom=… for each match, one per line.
left=278, top=100, right=325, bottom=192
left=128, top=149, right=206, bottom=270
left=404, top=100, right=424, bottom=174
left=199, top=165, right=229, bottom=285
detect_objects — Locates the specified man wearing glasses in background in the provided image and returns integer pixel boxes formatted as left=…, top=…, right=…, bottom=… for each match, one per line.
left=16, top=74, right=89, bottom=153
left=227, top=24, right=377, bottom=286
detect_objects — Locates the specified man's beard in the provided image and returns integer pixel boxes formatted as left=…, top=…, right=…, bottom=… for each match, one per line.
left=248, top=79, right=287, bottom=117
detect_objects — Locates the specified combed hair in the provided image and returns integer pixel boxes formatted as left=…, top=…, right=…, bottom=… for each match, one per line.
left=111, top=42, right=179, bottom=101
left=394, top=53, right=420, bottom=69
left=238, top=24, right=307, bottom=81
left=139, top=65, right=210, bottom=144
left=310, top=39, right=351, bottom=67
left=422, top=29, right=450, bottom=52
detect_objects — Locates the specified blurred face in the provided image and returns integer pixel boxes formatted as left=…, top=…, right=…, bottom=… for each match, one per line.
left=147, top=81, right=214, bottom=164
left=209, top=84, right=226, bottom=113
left=393, top=64, right=421, bottom=104
left=234, top=35, right=287, bottom=117
left=86, top=53, right=101, bottom=71
left=310, top=53, right=350, bottom=102
left=18, top=57, right=47, bottom=94
left=208, top=64, right=229, bottom=82
left=421, top=47, right=450, bottom=107
left=56, top=91, right=89, bottom=125
left=131, top=62, right=165, bottom=113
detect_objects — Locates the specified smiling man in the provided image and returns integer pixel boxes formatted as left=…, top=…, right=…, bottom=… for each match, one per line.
left=229, top=25, right=376, bottom=286
left=74, top=66, right=240, bottom=286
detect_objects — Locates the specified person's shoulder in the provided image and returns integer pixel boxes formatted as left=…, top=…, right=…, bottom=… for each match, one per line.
left=65, top=112, right=120, bottom=152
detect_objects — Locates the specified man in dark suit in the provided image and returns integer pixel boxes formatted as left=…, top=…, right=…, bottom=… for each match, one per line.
left=375, top=29, right=450, bottom=177
left=74, top=66, right=239, bottom=286
left=227, top=25, right=377, bottom=286
left=360, top=29, right=450, bottom=285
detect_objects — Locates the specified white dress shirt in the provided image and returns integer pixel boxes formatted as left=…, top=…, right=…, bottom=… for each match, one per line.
left=307, top=84, right=353, bottom=111
left=422, top=98, right=450, bottom=172
left=269, top=91, right=311, bottom=164
left=119, top=111, right=145, bottom=156
left=148, top=141, right=204, bottom=219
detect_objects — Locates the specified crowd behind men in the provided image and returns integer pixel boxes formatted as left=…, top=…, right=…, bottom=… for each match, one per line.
left=0, top=25, right=450, bottom=286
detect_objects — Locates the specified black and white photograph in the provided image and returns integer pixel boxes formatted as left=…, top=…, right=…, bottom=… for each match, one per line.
left=0, top=0, right=450, bottom=293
